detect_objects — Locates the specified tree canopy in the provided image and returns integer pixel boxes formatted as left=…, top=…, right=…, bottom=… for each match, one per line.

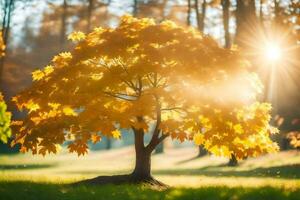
left=0, top=34, right=11, bottom=144
left=12, top=15, right=278, bottom=158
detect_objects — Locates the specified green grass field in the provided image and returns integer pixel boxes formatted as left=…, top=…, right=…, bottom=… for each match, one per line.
left=1, top=146, right=300, bottom=200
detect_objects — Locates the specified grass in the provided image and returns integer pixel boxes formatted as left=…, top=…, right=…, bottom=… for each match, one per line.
left=0, top=182, right=300, bottom=200
left=1, top=146, right=300, bottom=199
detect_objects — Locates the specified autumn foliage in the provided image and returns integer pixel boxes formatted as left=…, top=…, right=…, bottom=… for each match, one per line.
left=0, top=93, right=11, bottom=144
left=0, top=32, right=11, bottom=144
left=12, top=15, right=278, bottom=159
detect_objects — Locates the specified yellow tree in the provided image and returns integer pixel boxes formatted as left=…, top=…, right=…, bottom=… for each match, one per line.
left=12, top=15, right=278, bottom=184
left=0, top=32, right=11, bottom=144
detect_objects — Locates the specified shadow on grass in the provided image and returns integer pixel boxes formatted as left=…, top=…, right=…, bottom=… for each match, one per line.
left=0, top=181, right=299, bottom=200
left=153, top=164, right=300, bottom=179
left=0, top=164, right=55, bottom=170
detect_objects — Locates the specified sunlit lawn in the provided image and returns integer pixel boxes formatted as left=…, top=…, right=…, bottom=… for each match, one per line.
left=1, top=146, right=300, bottom=199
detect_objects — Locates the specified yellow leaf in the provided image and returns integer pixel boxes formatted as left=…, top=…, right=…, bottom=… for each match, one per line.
left=233, top=124, right=243, bottom=134
left=91, top=134, right=101, bottom=144
left=44, top=65, right=54, bottom=76
left=193, top=133, right=204, bottom=145
left=112, top=129, right=121, bottom=139
left=68, top=31, right=86, bottom=42
left=63, top=106, right=77, bottom=116
left=177, top=132, right=187, bottom=143
left=32, top=69, right=45, bottom=81
left=26, top=100, right=40, bottom=113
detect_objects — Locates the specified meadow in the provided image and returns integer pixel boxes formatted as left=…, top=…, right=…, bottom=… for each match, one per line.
left=0, top=146, right=300, bottom=200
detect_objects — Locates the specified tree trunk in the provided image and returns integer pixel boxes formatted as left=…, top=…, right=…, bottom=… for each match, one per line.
left=197, top=146, right=207, bottom=157
left=235, top=0, right=257, bottom=47
left=259, top=0, right=263, bottom=25
left=105, top=138, right=111, bottom=150
left=195, top=0, right=206, bottom=32
left=86, top=0, right=94, bottom=32
left=131, top=129, right=151, bottom=179
left=133, top=0, right=138, bottom=17
left=222, top=0, right=230, bottom=48
left=187, top=0, right=192, bottom=26
left=274, top=0, right=280, bottom=25
left=228, top=153, right=238, bottom=166
left=0, top=0, right=14, bottom=89
left=154, top=141, right=164, bottom=154
left=60, top=0, right=68, bottom=49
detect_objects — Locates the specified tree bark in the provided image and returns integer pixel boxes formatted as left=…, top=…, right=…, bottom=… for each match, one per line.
left=187, top=0, right=192, bottom=26
left=86, top=0, right=94, bottom=32
left=195, top=0, right=206, bottom=32
left=131, top=128, right=151, bottom=179
left=228, top=153, right=238, bottom=166
left=222, top=0, right=230, bottom=48
left=197, top=146, right=207, bottom=157
left=154, top=141, right=164, bottom=154
left=60, top=0, right=68, bottom=49
left=133, top=0, right=138, bottom=17
left=0, top=0, right=14, bottom=88
left=235, top=0, right=257, bottom=47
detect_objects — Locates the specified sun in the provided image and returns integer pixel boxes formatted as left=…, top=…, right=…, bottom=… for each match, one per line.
left=264, top=43, right=282, bottom=63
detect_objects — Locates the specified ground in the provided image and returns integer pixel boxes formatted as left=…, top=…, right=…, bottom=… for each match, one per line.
left=0, top=146, right=300, bottom=200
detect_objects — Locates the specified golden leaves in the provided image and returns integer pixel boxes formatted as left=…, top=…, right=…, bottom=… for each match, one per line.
left=32, top=65, right=54, bottom=82
left=52, top=52, right=72, bottom=68
left=62, top=106, right=77, bottom=116
left=177, top=132, right=187, bottom=143
left=12, top=15, right=277, bottom=159
left=44, top=65, right=54, bottom=76
left=0, top=32, right=5, bottom=57
left=287, top=132, right=300, bottom=148
left=68, top=141, right=88, bottom=156
left=25, top=100, right=40, bottom=113
left=91, top=134, right=101, bottom=144
left=193, top=133, right=204, bottom=146
left=68, top=31, right=86, bottom=42
left=32, top=70, right=44, bottom=81
left=0, top=96, right=11, bottom=143
left=112, top=130, right=121, bottom=139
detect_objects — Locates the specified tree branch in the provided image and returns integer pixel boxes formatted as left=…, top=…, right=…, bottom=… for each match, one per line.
left=103, top=91, right=137, bottom=101
left=145, top=95, right=162, bottom=152
left=161, top=107, right=185, bottom=111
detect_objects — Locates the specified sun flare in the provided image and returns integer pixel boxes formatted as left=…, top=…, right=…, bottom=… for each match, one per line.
left=264, top=43, right=282, bottom=63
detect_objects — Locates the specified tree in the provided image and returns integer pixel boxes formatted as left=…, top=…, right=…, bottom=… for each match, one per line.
left=0, top=34, right=10, bottom=144
left=187, top=0, right=192, bottom=25
left=221, top=0, right=230, bottom=48
left=12, top=15, right=278, bottom=184
left=60, top=0, right=68, bottom=49
left=195, top=0, right=206, bottom=32
left=235, top=0, right=257, bottom=47
left=0, top=0, right=14, bottom=87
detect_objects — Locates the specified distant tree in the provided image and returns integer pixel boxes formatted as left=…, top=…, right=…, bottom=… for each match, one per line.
left=221, top=0, right=230, bottom=48
left=0, top=0, right=14, bottom=87
left=60, top=0, right=68, bottom=48
left=0, top=35, right=10, bottom=144
left=133, top=0, right=138, bottom=17
left=195, top=0, right=206, bottom=32
left=86, top=0, right=94, bottom=32
left=12, top=16, right=278, bottom=184
left=235, top=0, right=257, bottom=47
left=187, top=0, right=192, bottom=25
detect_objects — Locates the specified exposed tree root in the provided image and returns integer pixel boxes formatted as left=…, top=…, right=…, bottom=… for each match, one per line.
left=73, top=174, right=168, bottom=189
